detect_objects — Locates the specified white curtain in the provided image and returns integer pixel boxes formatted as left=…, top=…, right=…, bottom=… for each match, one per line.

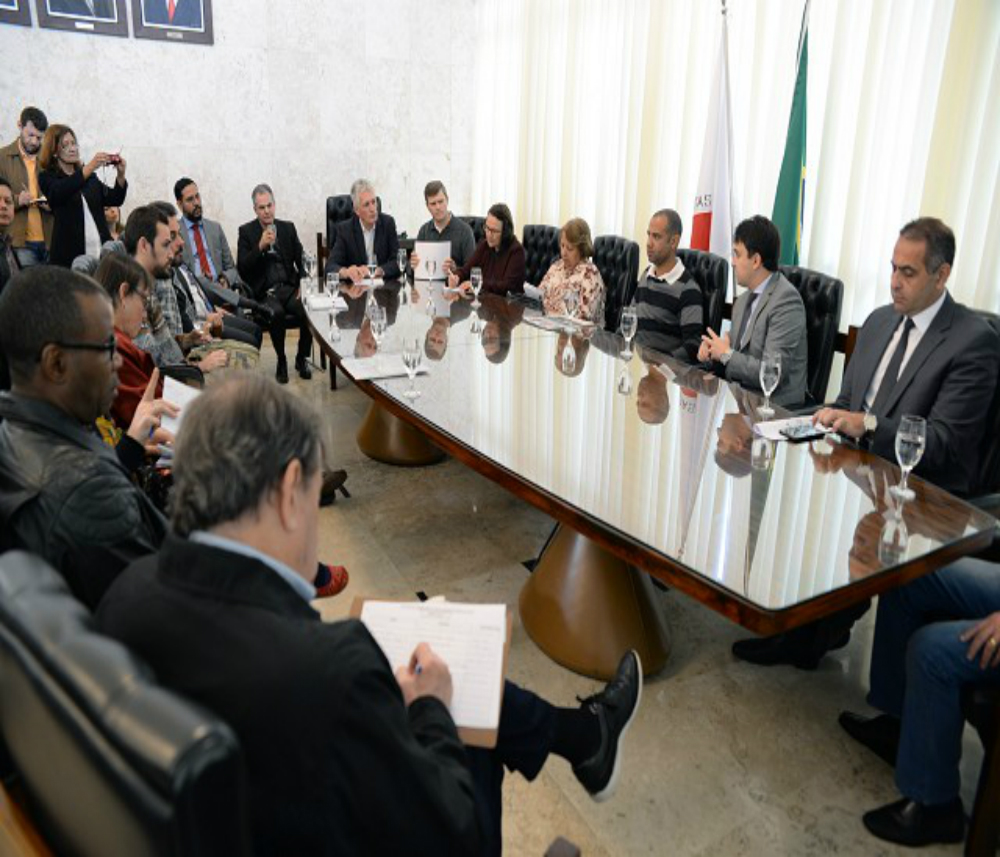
left=471, top=0, right=1000, bottom=325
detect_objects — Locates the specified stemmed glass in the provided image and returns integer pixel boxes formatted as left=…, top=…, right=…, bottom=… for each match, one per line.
left=563, top=291, right=579, bottom=329
left=470, top=267, right=483, bottom=308
left=402, top=336, right=422, bottom=401
left=619, top=305, right=637, bottom=358
left=397, top=249, right=408, bottom=282
left=369, top=305, right=386, bottom=370
left=758, top=352, right=782, bottom=418
left=265, top=225, right=279, bottom=257
left=367, top=252, right=378, bottom=285
left=304, top=251, right=317, bottom=280
left=891, top=414, right=926, bottom=500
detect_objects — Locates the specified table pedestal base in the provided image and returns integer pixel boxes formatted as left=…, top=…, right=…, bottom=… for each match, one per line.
left=519, top=525, right=670, bottom=680
left=357, top=402, right=446, bottom=466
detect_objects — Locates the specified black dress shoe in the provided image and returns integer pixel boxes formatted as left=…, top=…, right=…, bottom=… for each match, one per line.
left=572, top=650, right=642, bottom=802
left=838, top=711, right=900, bottom=767
left=295, top=355, right=312, bottom=380
left=863, top=797, right=964, bottom=846
left=275, top=357, right=289, bottom=384
left=731, top=630, right=850, bottom=670
left=319, top=469, right=350, bottom=507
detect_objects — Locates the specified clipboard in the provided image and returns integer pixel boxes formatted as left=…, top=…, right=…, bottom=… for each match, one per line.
left=350, top=597, right=513, bottom=748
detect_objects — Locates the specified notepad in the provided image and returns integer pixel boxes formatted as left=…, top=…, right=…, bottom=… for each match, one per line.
left=352, top=599, right=511, bottom=747
left=339, top=356, right=430, bottom=382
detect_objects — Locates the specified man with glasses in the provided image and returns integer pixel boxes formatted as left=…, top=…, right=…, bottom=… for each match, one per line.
left=0, top=267, right=166, bottom=609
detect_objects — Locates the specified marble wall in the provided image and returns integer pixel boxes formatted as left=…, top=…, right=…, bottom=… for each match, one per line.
left=0, top=0, right=477, bottom=252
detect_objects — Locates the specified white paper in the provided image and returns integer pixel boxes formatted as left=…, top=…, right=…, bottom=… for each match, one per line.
left=160, top=376, right=201, bottom=437
left=340, top=355, right=430, bottom=382
left=306, top=294, right=348, bottom=312
left=414, top=242, right=450, bottom=280
left=523, top=283, right=543, bottom=300
left=360, top=601, right=507, bottom=731
left=753, top=415, right=831, bottom=442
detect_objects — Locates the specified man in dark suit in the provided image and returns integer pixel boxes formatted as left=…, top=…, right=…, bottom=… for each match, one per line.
left=237, top=184, right=311, bottom=383
left=96, top=375, right=642, bottom=857
left=328, top=178, right=401, bottom=283
left=732, top=217, right=1000, bottom=669
left=141, top=0, right=202, bottom=29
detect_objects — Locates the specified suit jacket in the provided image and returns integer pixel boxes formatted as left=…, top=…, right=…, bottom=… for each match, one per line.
left=725, top=272, right=808, bottom=407
left=0, top=139, right=54, bottom=247
left=96, top=535, right=481, bottom=857
left=38, top=168, right=127, bottom=268
left=328, top=213, right=401, bottom=280
left=834, top=293, right=999, bottom=497
left=178, top=216, right=242, bottom=290
left=141, top=0, right=202, bottom=27
left=236, top=218, right=303, bottom=302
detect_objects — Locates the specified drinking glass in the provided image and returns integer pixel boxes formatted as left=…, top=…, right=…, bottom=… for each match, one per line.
left=265, top=225, right=278, bottom=257
left=619, top=305, right=638, bottom=358
left=758, top=352, right=782, bottom=418
left=397, top=249, right=408, bottom=281
left=563, top=291, right=579, bottom=323
left=892, top=414, right=926, bottom=500
left=367, top=252, right=378, bottom=284
left=402, top=337, right=422, bottom=400
left=470, top=267, right=483, bottom=308
left=304, top=251, right=316, bottom=279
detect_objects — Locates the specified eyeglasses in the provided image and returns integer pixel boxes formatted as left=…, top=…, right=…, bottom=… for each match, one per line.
left=484, top=224, right=503, bottom=235
left=40, top=336, right=117, bottom=362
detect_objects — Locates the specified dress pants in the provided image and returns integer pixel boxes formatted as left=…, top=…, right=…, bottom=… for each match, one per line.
left=869, top=559, right=1000, bottom=804
left=220, top=314, right=262, bottom=349
left=466, top=682, right=556, bottom=857
left=264, top=284, right=311, bottom=362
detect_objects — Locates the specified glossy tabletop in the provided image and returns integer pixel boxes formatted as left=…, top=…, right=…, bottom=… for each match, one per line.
left=307, top=279, right=997, bottom=632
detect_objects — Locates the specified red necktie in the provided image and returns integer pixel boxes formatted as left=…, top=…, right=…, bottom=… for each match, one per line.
left=168, top=0, right=176, bottom=22
left=191, top=223, right=212, bottom=279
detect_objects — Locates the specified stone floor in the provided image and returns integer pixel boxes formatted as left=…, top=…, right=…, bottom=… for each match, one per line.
left=267, top=340, right=983, bottom=856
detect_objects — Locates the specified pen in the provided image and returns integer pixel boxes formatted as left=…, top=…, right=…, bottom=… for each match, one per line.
left=414, top=662, right=423, bottom=676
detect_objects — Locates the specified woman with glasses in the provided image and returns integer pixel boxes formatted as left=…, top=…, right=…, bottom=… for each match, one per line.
left=38, top=124, right=128, bottom=268
left=448, top=202, right=526, bottom=297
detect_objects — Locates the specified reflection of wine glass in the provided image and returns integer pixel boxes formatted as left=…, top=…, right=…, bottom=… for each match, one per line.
left=879, top=512, right=909, bottom=566
left=891, top=415, right=926, bottom=501
left=325, top=273, right=337, bottom=295
left=367, top=252, right=378, bottom=284
left=328, top=310, right=340, bottom=343
left=470, top=267, right=483, bottom=308
left=369, top=305, right=386, bottom=368
left=397, top=249, right=407, bottom=281
left=758, top=352, right=782, bottom=418
left=402, top=337, right=422, bottom=401
left=560, top=339, right=576, bottom=374
left=620, top=305, right=637, bottom=358
left=469, top=308, right=482, bottom=334
left=424, top=259, right=437, bottom=281
left=616, top=361, right=632, bottom=396
left=751, top=435, right=774, bottom=471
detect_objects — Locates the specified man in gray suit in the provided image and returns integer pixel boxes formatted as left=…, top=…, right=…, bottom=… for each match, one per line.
left=698, top=215, right=808, bottom=407
left=733, top=216, right=1000, bottom=670
left=174, top=178, right=242, bottom=294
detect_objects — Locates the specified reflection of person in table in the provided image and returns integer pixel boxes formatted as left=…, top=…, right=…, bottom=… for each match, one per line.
left=141, top=0, right=203, bottom=29
left=48, top=0, right=116, bottom=19
left=636, top=363, right=671, bottom=425
left=477, top=296, right=524, bottom=364
left=353, top=318, right=376, bottom=358
left=424, top=317, right=450, bottom=362
left=553, top=331, right=590, bottom=378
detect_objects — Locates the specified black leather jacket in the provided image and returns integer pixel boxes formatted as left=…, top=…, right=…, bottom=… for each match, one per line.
left=0, top=392, right=166, bottom=609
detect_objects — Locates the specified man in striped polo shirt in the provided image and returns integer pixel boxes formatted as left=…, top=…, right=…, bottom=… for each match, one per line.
left=633, top=209, right=703, bottom=362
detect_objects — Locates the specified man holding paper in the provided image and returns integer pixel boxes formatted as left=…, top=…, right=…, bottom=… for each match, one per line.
left=98, top=375, right=643, bottom=857
left=409, top=180, right=476, bottom=277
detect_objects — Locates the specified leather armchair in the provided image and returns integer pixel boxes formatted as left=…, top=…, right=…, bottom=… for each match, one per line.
left=676, top=248, right=729, bottom=337
left=522, top=225, right=560, bottom=287
left=972, top=310, right=1000, bottom=502
left=0, top=551, right=251, bottom=857
left=963, top=683, right=1000, bottom=856
left=593, top=235, right=639, bottom=332
left=780, top=265, right=844, bottom=406
left=458, top=216, right=485, bottom=246
left=325, top=194, right=354, bottom=253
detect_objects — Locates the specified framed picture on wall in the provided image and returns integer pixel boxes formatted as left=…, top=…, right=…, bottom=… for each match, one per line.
left=0, top=0, right=32, bottom=28
left=36, top=0, right=128, bottom=36
left=132, top=0, right=212, bottom=44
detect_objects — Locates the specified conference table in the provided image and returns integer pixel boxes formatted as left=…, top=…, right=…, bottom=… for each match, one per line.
left=306, top=278, right=997, bottom=679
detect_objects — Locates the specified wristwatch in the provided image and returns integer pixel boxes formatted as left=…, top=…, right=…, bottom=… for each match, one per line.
left=719, top=349, right=732, bottom=366
left=863, top=412, right=878, bottom=436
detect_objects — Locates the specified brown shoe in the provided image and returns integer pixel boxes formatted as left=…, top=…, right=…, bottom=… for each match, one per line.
left=320, top=469, right=350, bottom=507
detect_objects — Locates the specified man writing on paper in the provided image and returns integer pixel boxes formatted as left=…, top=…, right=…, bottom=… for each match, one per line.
left=409, top=180, right=476, bottom=277
left=98, top=375, right=643, bottom=857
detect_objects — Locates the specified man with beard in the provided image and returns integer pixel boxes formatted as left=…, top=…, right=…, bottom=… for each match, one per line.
left=0, top=107, right=52, bottom=267
left=174, top=177, right=243, bottom=294
left=0, top=267, right=166, bottom=609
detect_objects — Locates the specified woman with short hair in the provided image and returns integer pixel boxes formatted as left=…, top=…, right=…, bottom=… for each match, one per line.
left=539, top=217, right=605, bottom=323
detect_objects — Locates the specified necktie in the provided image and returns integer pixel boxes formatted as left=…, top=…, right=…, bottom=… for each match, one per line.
left=871, top=318, right=915, bottom=415
left=191, top=223, right=213, bottom=279
left=168, top=0, right=176, bottom=22
left=734, top=292, right=759, bottom=350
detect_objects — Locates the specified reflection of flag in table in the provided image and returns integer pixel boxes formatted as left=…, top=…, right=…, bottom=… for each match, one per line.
left=675, top=387, right=727, bottom=559
left=772, top=1, right=810, bottom=266
left=691, top=1, right=735, bottom=288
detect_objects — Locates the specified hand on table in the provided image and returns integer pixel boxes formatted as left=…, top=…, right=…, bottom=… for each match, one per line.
left=813, top=408, right=866, bottom=440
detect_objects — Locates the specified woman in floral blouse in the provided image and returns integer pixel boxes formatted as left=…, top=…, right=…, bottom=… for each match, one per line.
left=539, top=218, right=605, bottom=323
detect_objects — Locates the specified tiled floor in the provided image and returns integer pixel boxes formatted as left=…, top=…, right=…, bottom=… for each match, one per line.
left=269, top=341, right=983, bottom=856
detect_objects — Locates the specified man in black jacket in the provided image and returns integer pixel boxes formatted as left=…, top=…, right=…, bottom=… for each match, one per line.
left=0, top=267, right=166, bottom=608
left=328, top=177, right=401, bottom=283
left=236, top=183, right=311, bottom=383
left=97, top=374, right=643, bottom=857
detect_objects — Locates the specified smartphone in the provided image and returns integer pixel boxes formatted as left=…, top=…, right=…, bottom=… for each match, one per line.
left=780, top=423, right=828, bottom=443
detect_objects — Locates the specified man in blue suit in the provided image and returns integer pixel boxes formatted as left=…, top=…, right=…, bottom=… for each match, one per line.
left=141, top=0, right=202, bottom=29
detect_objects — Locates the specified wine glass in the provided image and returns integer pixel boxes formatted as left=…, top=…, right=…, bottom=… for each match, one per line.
left=397, top=249, right=408, bottom=282
left=402, top=336, right=422, bottom=400
left=470, top=267, right=483, bottom=308
left=265, top=225, right=279, bottom=257
left=891, top=414, right=926, bottom=500
left=304, top=251, right=317, bottom=279
left=619, top=305, right=637, bottom=358
left=367, top=252, right=378, bottom=284
left=758, top=352, right=782, bottom=418
left=563, top=291, right=579, bottom=325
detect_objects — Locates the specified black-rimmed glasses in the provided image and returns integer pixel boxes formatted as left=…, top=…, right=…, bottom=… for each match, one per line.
left=39, top=336, right=117, bottom=362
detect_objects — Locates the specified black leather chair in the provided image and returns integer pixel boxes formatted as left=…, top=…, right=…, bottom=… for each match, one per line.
left=593, top=235, right=640, bottom=332
left=0, top=551, right=251, bottom=857
left=676, top=248, right=729, bottom=337
left=325, top=194, right=355, bottom=254
left=972, top=310, right=1000, bottom=503
left=522, top=224, right=560, bottom=287
left=459, top=216, right=485, bottom=246
left=779, top=265, right=844, bottom=406
left=964, top=683, right=1000, bottom=857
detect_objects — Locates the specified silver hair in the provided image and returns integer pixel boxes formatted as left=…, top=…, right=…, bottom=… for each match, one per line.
left=350, top=178, right=375, bottom=207
left=169, top=375, right=324, bottom=536
left=251, top=183, right=274, bottom=205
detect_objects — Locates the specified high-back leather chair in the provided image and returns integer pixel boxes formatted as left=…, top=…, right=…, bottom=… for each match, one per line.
left=325, top=194, right=354, bottom=253
left=522, top=224, right=560, bottom=287
left=593, top=235, right=640, bottom=332
left=459, top=216, right=486, bottom=246
left=971, top=310, right=1000, bottom=500
left=676, top=248, right=729, bottom=337
left=779, top=265, right=844, bottom=406
left=0, top=552, right=251, bottom=857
